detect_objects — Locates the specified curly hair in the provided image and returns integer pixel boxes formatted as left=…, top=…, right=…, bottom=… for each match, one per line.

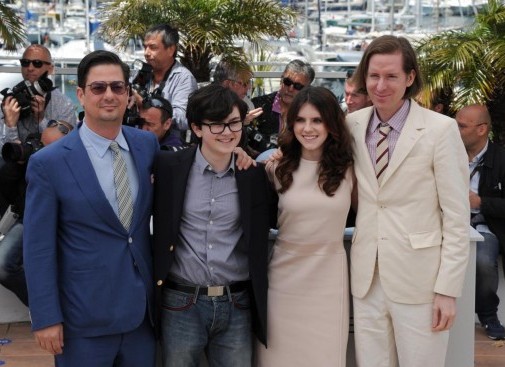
left=275, top=86, right=353, bottom=196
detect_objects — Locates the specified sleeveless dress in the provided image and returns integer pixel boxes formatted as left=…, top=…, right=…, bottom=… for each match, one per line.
left=256, top=158, right=352, bottom=367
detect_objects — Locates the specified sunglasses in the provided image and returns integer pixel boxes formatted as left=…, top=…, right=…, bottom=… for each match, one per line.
left=20, top=59, right=52, bottom=68
left=282, top=77, right=305, bottom=91
left=47, top=120, right=72, bottom=135
left=142, top=97, right=172, bottom=114
left=86, top=81, right=128, bottom=95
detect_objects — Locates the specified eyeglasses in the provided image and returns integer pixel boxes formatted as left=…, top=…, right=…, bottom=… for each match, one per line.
left=86, top=81, right=128, bottom=95
left=47, top=120, right=72, bottom=135
left=142, top=97, right=172, bottom=114
left=201, top=120, right=243, bottom=134
left=19, top=59, right=52, bottom=68
left=282, top=77, right=305, bottom=91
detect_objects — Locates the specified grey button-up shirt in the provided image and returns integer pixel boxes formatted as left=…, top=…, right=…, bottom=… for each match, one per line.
left=169, top=147, right=248, bottom=286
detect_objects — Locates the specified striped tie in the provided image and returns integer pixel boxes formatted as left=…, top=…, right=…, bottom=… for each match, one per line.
left=110, top=141, right=133, bottom=230
left=376, top=123, right=391, bottom=183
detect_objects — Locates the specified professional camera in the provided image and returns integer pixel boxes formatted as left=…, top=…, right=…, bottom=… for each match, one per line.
left=123, top=111, right=146, bottom=129
left=1, top=133, right=43, bottom=163
left=0, top=72, right=53, bottom=119
left=130, top=59, right=153, bottom=100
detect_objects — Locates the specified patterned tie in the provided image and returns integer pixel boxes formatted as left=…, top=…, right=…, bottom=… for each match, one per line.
left=110, top=141, right=133, bottom=230
left=376, top=123, right=391, bottom=184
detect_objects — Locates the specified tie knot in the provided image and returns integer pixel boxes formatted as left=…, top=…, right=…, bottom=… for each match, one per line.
left=379, top=122, right=390, bottom=129
left=110, top=141, right=120, bottom=153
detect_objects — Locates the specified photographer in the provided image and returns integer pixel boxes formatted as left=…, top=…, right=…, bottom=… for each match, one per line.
left=139, top=95, right=184, bottom=150
left=0, top=45, right=77, bottom=153
left=141, top=24, right=197, bottom=139
left=0, top=120, right=73, bottom=306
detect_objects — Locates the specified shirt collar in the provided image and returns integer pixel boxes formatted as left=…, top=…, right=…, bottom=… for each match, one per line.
left=194, top=145, right=235, bottom=177
left=471, top=140, right=489, bottom=164
left=369, top=99, right=411, bottom=133
left=81, top=120, right=129, bottom=158
left=272, top=91, right=282, bottom=114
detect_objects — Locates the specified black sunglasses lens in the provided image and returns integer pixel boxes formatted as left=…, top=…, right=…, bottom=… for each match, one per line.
left=20, top=59, right=45, bottom=68
left=283, top=77, right=304, bottom=91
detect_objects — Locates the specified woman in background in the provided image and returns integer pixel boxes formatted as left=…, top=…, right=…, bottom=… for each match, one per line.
left=256, top=86, right=355, bottom=366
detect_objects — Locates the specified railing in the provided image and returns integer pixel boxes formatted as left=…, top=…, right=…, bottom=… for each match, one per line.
left=0, top=58, right=360, bottom=104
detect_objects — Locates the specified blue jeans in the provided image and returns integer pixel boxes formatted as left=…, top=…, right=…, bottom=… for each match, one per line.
left=161, top=288, right=252, bottom=367
left=475, top=231, right=501, bottom=322
left=0, top=222, right=28, bottom=306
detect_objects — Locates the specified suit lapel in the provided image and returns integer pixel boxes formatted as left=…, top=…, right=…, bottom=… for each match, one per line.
left=235, top=170, right=251, bottom=239
left=124, top=128, right=149, bottom=232
left=63, top=129, right=122, bottom=230
left=349, top=108, right=378, bottom=190
left=170, top=147, right=196, bottom=236
left=381, top=101, right=425, bottom=185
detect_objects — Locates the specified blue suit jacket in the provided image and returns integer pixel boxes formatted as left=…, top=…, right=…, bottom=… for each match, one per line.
left=23, top=124, right=158, bottom=338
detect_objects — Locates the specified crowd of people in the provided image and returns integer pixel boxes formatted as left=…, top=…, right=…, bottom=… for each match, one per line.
left=0, top=22, right=504, bottom=367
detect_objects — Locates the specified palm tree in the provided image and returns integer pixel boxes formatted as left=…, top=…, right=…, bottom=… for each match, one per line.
left=415, top=0, right=505, bottom=143
left=99, top=0, right=297, bottom=82
left=0, top=3, right=25, bottom=50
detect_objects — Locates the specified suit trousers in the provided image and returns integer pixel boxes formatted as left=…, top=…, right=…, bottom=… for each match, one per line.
left=54, top=314, right=155, bottom=367
left=353, top=268, right=449, bottom=367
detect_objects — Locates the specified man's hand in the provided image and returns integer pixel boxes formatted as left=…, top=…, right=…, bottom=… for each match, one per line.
left=34, top=323, right=64, bottom=355
left=432, top=293, right=457, bottom=331
left=234, top=147, right=256, bottom=170
left=244, top=107, right=263, bottom=125
left=469, top=190, right=481, bottom=209
left=31, top=95, right=46, bottom=122
left=2, top=96, right=21, bottom=127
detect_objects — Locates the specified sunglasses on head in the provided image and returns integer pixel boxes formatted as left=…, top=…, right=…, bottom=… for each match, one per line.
left=20, top=59, right=52, bottom=68
left=282, top=77, right=305, bottom=91
left=142, top=97, right=172, bottom=114
left=86, top=81, right=128, bottom=95
left=47, top=120, right=72, bottom=135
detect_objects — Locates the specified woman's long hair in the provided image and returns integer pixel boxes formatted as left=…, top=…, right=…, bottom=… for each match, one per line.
left=275, top=86, right=353, bottom=196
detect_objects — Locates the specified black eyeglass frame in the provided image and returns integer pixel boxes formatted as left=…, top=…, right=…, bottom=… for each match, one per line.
left=281, top=77, right=305, bottom=91
left=200, top=120, right=244, bottom=134
left=19, top=59, right=52, bottom=68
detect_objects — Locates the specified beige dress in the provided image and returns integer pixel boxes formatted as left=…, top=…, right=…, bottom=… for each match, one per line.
left=256, top=158, right=352, bottom=367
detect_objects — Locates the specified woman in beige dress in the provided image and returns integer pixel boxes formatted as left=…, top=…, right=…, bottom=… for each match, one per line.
left=256, top=86, right=355, bottom=366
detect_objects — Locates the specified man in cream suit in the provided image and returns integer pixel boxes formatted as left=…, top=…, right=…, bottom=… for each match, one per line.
left=346, top=35, right=470, bottom=366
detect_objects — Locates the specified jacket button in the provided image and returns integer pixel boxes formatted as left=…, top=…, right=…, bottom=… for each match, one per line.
left=157, top=280, right=163, bottom=286
left=169, top=245, right=174, bottom=252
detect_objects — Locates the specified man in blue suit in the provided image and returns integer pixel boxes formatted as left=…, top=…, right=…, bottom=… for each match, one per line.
left=23, top=50, right=159, bottom=367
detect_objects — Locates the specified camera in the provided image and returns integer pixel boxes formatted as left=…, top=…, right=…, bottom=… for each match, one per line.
left=2, top=133, right=43, bottom=163
left=130, top=59, right=153, bottom=100
left=0, top=72, right=53, bottom=119
left=123, top=112, right=146, bottom=129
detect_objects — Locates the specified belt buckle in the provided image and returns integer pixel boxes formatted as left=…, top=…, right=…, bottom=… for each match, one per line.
left=207, top=286, right=224, bottom=297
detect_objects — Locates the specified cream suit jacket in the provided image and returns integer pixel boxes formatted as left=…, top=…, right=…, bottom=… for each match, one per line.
left=347, top=100, right=470, bottom=304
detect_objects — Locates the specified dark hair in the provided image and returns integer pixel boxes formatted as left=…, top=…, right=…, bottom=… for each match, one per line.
left=353, top=35, right=422, bottom=99
left=77, top=50, right=130, bottom=88
left=283, top=59, right=316, bottom=84
left=187, top=84, right=248, bottom=126
left=276, top=86, right=353, bottom=196
left=145, top=24, right=179, bottom=50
